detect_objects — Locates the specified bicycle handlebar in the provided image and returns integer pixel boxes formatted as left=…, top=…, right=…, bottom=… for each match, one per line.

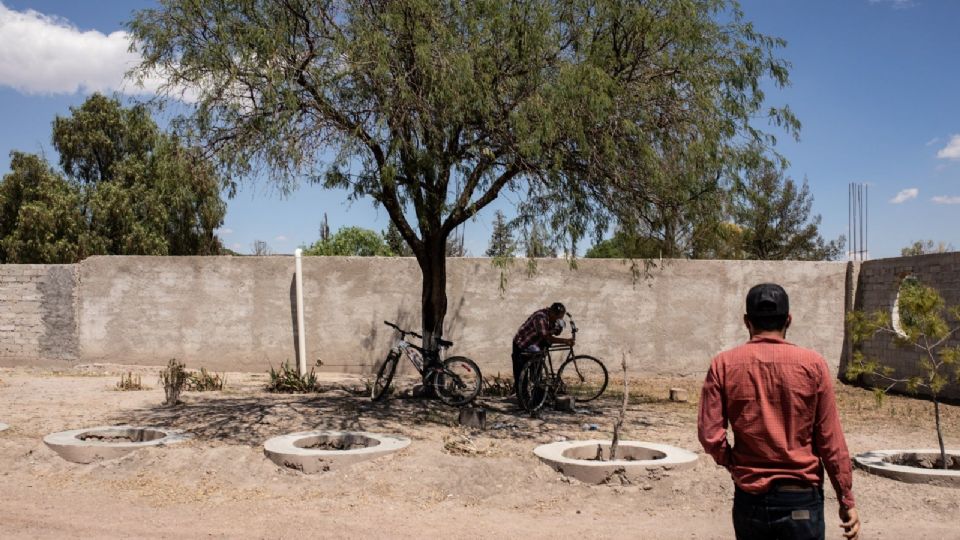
left=383, top=320, right=422, bottom=340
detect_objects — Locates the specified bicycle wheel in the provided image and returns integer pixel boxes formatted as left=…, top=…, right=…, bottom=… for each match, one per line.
left=557, top=355, right=608, bottom=402
left=434, top=356, right=482, bottom=406
left=371, top=351, right=399, bottom=401
left=518, top=360, right=548, bottom=412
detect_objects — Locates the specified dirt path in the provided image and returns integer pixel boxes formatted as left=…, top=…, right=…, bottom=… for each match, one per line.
left=1, top=366, right=958, bottom=539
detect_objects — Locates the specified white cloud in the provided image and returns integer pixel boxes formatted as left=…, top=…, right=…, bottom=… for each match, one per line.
left=936, top=135, right=960, bottom=160
left=869, top=0, right=916, bottom=9
left=218, top=228, right=234, bottom=235
left=274, top=235, right=288, bottom=242
left=230, top=243, right=242, bottom=251
left=889, top=188, right=918, bottom=204
left=925, top=137, right=940, bottom=147
left=0, top=2, right=164, bottom=95
left=932, top=195, right=960, bottom=204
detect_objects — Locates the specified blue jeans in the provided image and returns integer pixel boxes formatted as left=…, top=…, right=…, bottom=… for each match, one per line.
left=733, top=484, right=825, bottom=540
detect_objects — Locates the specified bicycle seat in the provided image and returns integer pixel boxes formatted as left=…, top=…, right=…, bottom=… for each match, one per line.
left=437, top=338, right=454, bottom=348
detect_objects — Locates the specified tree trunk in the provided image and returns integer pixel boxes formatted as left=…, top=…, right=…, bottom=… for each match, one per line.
left=934, top=397, right=947, bottom=470
left=417, top=235, right=448, bottom=375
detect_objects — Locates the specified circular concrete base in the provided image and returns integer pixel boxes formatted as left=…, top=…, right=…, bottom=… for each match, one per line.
left=534, top=440, right=698, bottom=484
left=44, top=426, right=188, bottom=464
left=264, top=430, right=410, bottom=474
left=0, top=422, right=8, bottom=432
left=854, top=449, right=960, bottom=487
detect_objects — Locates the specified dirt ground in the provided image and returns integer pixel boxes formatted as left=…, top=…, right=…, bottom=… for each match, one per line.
left=1, top=364, right=958, bottom=539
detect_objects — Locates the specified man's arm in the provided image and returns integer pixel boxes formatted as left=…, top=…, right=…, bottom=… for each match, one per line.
left=698, top=361, right=732, bottom=469
left=813, top=358, right=856, bottom=510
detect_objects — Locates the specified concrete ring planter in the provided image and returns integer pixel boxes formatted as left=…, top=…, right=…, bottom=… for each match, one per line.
left=43, top=425, right=188, bottom=464
left=534, top=440, right=698, bottom=484
left=263, top=430, right=410, bottom=474
left=854, top=449, right=960, bottom=487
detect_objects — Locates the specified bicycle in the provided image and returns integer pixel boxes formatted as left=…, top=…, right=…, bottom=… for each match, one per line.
left=516, top=313, right=608, bottom=412
left=371, top=321, right=482, bottom=406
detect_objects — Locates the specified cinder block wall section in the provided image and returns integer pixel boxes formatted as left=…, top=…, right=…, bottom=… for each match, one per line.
left=0, top=264, right=78, bottom=366
left=845, top=252, right=960, bottom=400
left=75, top=256, right=849, bottom=377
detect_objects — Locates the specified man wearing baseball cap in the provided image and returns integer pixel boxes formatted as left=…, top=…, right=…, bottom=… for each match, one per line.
left=698, top=283, right=860, bottom=540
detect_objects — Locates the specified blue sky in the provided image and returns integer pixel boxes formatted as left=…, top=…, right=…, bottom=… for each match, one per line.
left=0, top=0, right=957, bottom=258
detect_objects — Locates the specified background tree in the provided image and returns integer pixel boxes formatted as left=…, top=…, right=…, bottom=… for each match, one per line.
left=901, top=240, right=954, bottom=257
left=0, top=93, right=228, bottom=262
left=730, top=160, right=843, bottom=260
left=524, top=224, right=554, bottom=258
left=382, top=222, right=414, bottom=256
left=53, top=94, right=226, bottom=256
left=130, top=0, right=797, bottom=348
left=0, top=152, right=85, bottom=263
left=251, top=240, right=273, bottom=256
left=319, top=213, right=331, bottom=243
left=485, top=210, right=515, bottom=258
left=303, top=226, right=394, bottom=256
left=847, top=277, right=960, bottom=469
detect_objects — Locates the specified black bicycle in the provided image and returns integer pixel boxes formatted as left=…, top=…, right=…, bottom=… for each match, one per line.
left=517, top=314, right=608, bottom=412
left=371, top=321, right=482, bottom=406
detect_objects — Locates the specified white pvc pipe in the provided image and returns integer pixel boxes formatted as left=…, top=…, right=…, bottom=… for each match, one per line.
left=294, top=248, right=307, bottom=375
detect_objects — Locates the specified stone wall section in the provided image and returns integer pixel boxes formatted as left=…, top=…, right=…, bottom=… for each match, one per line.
left=0, top=264, right=78, bottom=366
left=847, top=252, right=960, bottom=400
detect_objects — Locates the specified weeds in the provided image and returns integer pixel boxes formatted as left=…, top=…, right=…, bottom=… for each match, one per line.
left=115, top=372, right=146, bottom=391
left=159, top=358, right=188, bottom=406
left=186, top=367, right=226, bottom=391
left=266, top=362, right=319, bottom=393
left=483, top=372, right=514, bottom=397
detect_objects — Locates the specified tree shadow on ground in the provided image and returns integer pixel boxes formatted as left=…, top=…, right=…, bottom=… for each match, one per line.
left=109, top=383, right=684, bottom=447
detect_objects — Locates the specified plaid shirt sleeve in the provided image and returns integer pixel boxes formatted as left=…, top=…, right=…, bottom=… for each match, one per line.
left=813, top=359, right=856, bottom=509
left=698, top=359, right=733, bottom=469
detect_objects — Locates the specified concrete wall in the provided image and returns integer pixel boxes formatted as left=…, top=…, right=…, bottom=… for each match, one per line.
left=844, top=252, right=960, bottom=400
left=0, top=264, right=78, bottom=366
left=70, top=256, right=848, bottom=377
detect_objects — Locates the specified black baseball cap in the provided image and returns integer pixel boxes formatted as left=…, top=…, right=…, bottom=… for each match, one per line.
left=745, top=283, right=789, bottom=317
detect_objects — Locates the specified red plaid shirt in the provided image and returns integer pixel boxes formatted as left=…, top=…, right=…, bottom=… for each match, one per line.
left=698, top=335, right=856, bottom=509
left=513, top=309, right=552, bottom=350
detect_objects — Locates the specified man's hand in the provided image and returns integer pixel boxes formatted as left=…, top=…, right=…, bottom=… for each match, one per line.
left=839, top=506, right=860, bottom=539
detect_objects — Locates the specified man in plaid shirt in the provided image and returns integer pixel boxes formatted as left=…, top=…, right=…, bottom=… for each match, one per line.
left=511, top=302, right=574, bottom=395
left=698, top=283, right=860, bottom=540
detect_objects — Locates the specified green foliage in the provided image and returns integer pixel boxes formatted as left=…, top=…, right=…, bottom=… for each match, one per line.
left=303, top=226, right=394, bottom=256
left=116, top=372, right=146, bottom=391
left=382, top=222, right=413, bottom=256
left=731, top=160, right=844, bottom=261
left=266, top=362, right=319, bottom=393
left=847, top=278, right=960, bottom=468
left=129, top=0, right=799, bottom=339
left=186, top=367, right=226, bottom=391
left=0, top=153, right=85, bottom=263
left=0, top=94, right=227, bottom=263
left=159, top=358, right=188, bottom=406
left=485, top=210, right=515, bottom=258
left=585, top=230, right=660, bottom=259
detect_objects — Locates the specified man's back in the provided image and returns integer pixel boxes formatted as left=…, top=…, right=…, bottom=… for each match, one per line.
left=699, top=335, right=855, bottom=509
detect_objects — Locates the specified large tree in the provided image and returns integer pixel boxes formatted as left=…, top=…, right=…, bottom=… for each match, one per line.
left=53, top=94, right=226, bottom=256
left=130, top=0, right=797, bottom=348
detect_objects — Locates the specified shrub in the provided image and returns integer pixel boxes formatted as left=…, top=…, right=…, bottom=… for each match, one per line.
left=159, top=358, right=188, bottom=406
left=266, top=362, right=319, bottom=393
left=186, top=367, right=226, bottom=391
left=116, top=372, right=146, bottom=391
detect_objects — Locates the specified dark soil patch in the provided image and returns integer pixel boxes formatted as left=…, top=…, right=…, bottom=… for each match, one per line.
left=887, top=452, right=960, bottom=470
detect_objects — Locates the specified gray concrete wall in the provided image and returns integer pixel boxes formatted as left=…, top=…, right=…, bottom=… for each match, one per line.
left=844, top=252, right=960, bottom=400
left=72, top=256, right=849, bottom=377
left=0, top=264, right=78, bottom=366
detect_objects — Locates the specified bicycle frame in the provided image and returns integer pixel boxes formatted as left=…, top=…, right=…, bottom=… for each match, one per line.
left=391, top=338, right=440, bottom=377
